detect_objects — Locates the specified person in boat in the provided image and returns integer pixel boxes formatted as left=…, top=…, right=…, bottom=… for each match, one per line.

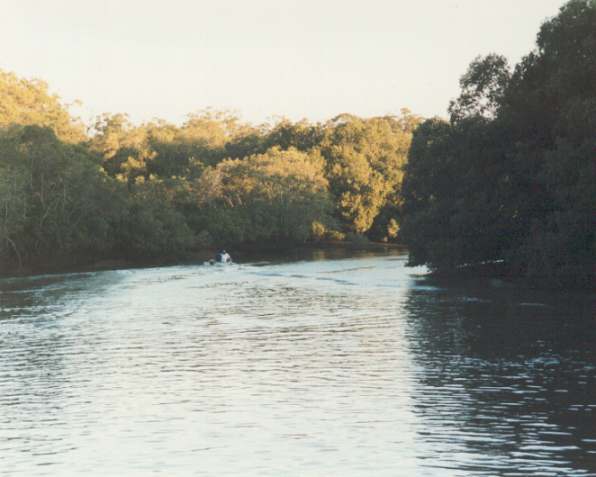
left=215, top=249, right=232, bottom=263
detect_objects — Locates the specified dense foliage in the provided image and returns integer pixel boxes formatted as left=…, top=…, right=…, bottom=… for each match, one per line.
left=193, top=147, right=332, bottom=243
left=0, top=71, right=86, bottom=143
left=0, top=73, right=419, bottom=273
left=400, top=0, right=595, bottom=288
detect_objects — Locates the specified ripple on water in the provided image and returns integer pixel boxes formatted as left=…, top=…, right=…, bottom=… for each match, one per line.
left=0, top=253, right=594, bottom=476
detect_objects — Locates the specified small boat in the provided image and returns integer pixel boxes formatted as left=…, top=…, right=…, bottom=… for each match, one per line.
left=213, top=250, right=232, bottom=264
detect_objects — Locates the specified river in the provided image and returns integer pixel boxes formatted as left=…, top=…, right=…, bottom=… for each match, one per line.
left=0, top=250, right=594, bottom=476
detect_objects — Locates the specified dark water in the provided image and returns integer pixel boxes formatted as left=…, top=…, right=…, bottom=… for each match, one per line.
left=0, top=250, right=594, bottom=476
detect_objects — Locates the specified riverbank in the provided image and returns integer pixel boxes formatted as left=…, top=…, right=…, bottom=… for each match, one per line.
left=2, top=244, right=590, bottom=292
left=0, top=240, right=406, bottom=280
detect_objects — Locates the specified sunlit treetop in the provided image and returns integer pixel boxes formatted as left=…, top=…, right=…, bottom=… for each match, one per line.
left=0, top=69, right=85, bottom=143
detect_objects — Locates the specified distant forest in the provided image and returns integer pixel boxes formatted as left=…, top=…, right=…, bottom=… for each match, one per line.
left=0, top=0, right=594, bottom=288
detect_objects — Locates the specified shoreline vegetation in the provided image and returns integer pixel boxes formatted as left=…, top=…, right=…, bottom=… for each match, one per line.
left=0, top=0, right=594, bottom=289
left=399, top=0, right=595, bottom=289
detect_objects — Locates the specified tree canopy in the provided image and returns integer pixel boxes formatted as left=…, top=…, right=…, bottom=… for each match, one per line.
left=0, top=72, right=420, bottom=273
left=400, top=0, right=595, bottom=288
left=0, top=71, right=85, bottom=143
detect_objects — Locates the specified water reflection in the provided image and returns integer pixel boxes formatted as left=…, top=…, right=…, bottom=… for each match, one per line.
left=0, top=251, right=594, bottom=476
left=404, top=277, right=596, bottom=475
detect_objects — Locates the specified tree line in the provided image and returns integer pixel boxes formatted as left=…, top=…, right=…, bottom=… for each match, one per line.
left=1, top=0, right=593, bottom=289
left=0, top=69, right=420, bottom=273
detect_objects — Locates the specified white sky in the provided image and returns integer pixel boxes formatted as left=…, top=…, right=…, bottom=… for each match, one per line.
left=2, top=0, right=566, bottom=125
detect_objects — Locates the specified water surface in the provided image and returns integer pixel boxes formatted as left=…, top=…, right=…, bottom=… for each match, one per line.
left=0, top=250, right=594, bottom=476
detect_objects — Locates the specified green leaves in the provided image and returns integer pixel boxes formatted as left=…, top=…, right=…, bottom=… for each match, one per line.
left=0, top=70, right=85, bottom=143
left=0, top=126, right=124, bottom=270
left=448, top=54, right=510, bottom=122
left=400, top=0, right=596, bottom=288
left=0, top=68, right=426, bottom=272
left=194, top=147, right=332, bottom=244
left=321, top=112, right=421, bottom=234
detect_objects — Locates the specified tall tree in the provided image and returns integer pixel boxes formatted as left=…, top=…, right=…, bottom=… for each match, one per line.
left=400, top=0, right=596, bottom=288
left=321, top=111, right=420, bottom=234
